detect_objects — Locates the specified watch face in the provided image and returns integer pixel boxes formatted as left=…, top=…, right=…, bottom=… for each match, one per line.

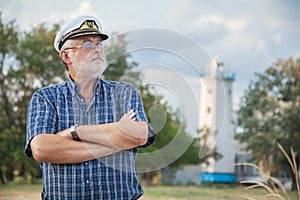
left=71, top=125, right=76, bottom=133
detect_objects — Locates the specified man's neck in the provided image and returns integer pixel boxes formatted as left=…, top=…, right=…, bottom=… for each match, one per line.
left=76, top=78, right=98, bottom=105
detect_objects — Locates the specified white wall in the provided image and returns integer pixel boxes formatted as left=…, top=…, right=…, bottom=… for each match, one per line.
left=199, top=62, right=235, bottom=174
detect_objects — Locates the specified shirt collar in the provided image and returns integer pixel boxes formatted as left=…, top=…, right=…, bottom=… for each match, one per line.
left=67, top=76, right=77, bottom=97
left=67, top=76, right=102, bottom=97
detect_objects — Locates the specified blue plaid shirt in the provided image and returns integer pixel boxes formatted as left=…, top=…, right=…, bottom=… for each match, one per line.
left=25, top=77, right=155, bottom=200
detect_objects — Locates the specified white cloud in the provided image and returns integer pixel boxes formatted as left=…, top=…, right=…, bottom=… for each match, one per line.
left=225, top=18, right=247, bottom=33
left=70, top=0, right=95, bottom=18
left=272, top=33, right=282, bottom=45
left=191, top=14, right=223, bottom=27
left=197, top=15, right=247, bottom=33
left=256, top=40, right=268, bottom=52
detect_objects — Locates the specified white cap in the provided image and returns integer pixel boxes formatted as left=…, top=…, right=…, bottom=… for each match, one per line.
left=54, top=15, right=109, bottom=52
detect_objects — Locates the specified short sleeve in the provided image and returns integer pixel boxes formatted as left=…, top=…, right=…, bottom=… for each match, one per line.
left=25, top=91, right=57, bottom=157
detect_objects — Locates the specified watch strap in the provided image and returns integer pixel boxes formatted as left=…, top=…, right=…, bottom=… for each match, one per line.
left=71, top=124, right=81, bottom=141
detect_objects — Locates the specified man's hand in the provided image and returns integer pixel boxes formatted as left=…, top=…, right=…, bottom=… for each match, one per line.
left=117, top=110, right=148, bottom=139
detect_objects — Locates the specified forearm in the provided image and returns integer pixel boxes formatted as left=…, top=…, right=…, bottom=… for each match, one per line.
left=30, top=133, right=119, bottom=164
left=76, top=121, right=148, bottom=149
left=30, top=110, right=149, bottom=164
left=56, top=110, right=148, bottom=149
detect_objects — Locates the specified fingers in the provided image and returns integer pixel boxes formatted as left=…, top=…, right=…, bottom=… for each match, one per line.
left=124, top=110, right=135, bottom=119
left=127, top=110, right=136, bottom=119
left=119, top=110, right=137, bottom=122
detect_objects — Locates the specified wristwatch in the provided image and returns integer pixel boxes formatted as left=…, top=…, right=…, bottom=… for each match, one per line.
left=70, top=124, right=81, bottom=141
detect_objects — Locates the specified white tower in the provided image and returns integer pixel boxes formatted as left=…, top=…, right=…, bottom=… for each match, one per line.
left=199, top=58, right=236, bottom=182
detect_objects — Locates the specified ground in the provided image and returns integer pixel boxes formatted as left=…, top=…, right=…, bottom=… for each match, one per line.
left=0, top=184, right=295, bottom=200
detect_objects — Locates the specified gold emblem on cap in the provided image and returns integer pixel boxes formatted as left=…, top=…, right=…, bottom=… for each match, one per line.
left=80, top=20, right=99, bottom=30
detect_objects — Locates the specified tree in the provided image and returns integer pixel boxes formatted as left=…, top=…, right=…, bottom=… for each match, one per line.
left=0, top=12, right=65, bottom=183
left=235, top=56, right=300, bottom=176
left=135, top=97, right=200, bottom=184
left=104, top=33, right=201, bottom=184
left=103, top=33, right=200, bottom=167
left=0, top=12, right=21, bottom=183
left=0, top=16, right=200, bottom=184
left=14, top=23, right=65, bottom=181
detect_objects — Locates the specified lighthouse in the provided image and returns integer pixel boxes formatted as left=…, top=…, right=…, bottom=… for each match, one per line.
left=199, top=58, right=236, bottom=182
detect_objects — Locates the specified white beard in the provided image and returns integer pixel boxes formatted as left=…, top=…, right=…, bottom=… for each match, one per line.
left=72, top=52, right=107, bottom=82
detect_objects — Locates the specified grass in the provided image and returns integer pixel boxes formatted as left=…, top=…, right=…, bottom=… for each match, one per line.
left=141, top=185, right=268, bottom=200
left=0, top=183, right=272, bottom=200
left=236, top=143, right=300, bottom=200
left=0, top=184, right=41, bottom=200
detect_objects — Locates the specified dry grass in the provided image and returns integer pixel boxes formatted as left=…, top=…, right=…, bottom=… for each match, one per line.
left=236, top=143, right=300, bottom=200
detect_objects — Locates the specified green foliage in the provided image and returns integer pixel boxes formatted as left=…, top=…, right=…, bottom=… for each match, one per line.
left=0, top=13, right=63, bottom=183
left=104, top=33, right=201, bottom=170
left=0, top=12, right=22, bottom=183
left=103, top=33, right=140, bottom=84
left=0, top=14, right=200, bottom=185
left=235, top=56, right=300, bottom=175
left=16, top=23, right=64, bottom=88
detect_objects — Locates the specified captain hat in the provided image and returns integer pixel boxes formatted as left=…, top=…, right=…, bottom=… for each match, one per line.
left=54, top=15, right=109, bottom=52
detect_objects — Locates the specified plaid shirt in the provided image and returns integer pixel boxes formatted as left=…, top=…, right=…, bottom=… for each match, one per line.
left=25, top=77, right=155, bottom=200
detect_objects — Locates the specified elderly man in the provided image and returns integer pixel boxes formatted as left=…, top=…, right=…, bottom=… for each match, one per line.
left=25, top=15, right=155, bottom=200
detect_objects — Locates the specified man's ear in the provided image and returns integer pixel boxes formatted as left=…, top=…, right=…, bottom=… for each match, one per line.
left=60, top=50, right=70, bottom=64
left=60, top=51, right=70, bottom=70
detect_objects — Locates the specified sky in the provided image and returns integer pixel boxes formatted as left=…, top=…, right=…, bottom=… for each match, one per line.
left=1, top=0, right=300, bottom=135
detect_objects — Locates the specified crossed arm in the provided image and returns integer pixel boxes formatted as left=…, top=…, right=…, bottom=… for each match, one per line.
left=30, top=110, right=149, bottom=164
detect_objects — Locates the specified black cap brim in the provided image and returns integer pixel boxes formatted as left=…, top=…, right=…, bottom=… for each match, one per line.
left=59, top=28, right=109, bottom=50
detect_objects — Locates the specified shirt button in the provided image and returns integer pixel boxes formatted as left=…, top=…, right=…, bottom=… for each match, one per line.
left=86, top=180, right=90, bottom=184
